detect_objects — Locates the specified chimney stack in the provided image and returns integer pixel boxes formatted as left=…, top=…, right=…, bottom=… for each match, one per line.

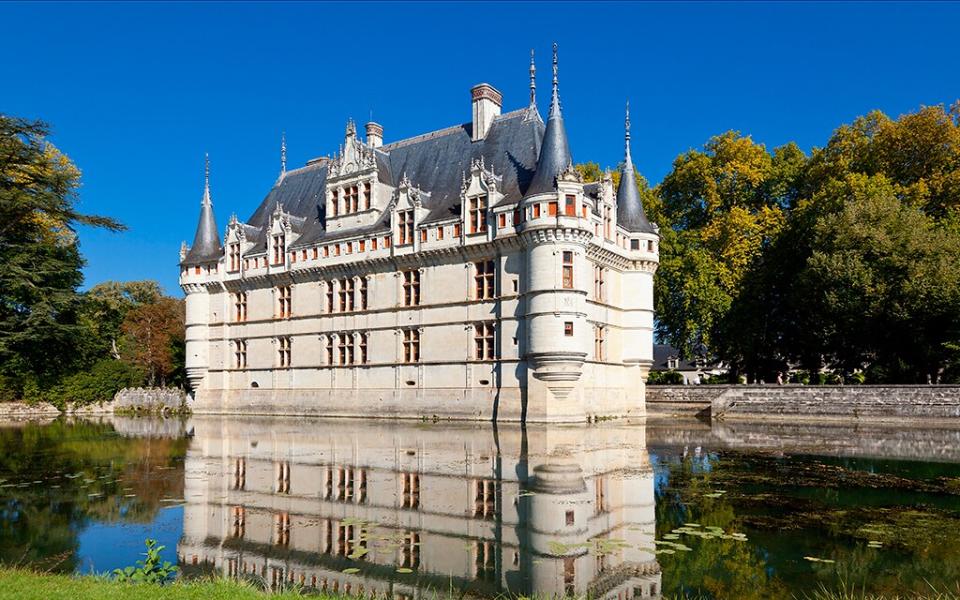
left=471, top=83, right=502, bottom=141
left=365, top=122, right=383, bottom=148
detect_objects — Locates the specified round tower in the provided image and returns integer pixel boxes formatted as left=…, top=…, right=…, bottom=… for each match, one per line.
left=179, top=155, right=222, bottom=395
left=616, top=103, right=660, bottom=409
left=521, top=44, right=593, bottom=421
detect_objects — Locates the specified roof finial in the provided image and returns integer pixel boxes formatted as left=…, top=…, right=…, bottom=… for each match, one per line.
left=549, top=42, right=561, bottom=118
left=529, top=48, right=536, bottom=107
left=280, top=132, right=287, bottom=175
left=625, top=101, right=632, bottom=163
left=203, top=153, right=211, bottom=205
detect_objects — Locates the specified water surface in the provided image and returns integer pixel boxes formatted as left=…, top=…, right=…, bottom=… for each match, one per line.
left=1, top=415, right=959, bottom=598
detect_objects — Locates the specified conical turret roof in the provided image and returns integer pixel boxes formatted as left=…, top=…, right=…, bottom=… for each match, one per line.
left=616, top=103, right=655, bottom=234
left=183, top=154, right=223, bottom=265
left=526, top=43, right=573, bottom=197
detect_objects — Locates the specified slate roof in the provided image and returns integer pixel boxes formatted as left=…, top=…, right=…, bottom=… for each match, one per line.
left=182, top=181, right=222, bottom=265
left=616, top=106, right=656, bottom=234
left=239, top=108, right=544, bottom=253
left=651, top=344, right=702, bottom=372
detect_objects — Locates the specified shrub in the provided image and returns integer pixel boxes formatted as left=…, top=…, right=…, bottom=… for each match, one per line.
left=112, top=538, right=177, bottom=585
left=648, top=370, right=685, bottom=385
left=59, top=359, right=144, bottom=406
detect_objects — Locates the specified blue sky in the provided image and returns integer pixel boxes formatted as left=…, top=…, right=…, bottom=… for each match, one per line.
left=3, top=1, right=958, bottom=295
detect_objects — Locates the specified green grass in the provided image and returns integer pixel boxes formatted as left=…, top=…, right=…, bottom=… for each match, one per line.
left=0, top=568, right=313, bottom=600
left=2, top=569, right=959, bottom=600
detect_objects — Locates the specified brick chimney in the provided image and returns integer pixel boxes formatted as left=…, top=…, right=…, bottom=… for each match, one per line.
left=471, top=83, right=502, bottom=141
left=366, top=121, right=383, bottom=148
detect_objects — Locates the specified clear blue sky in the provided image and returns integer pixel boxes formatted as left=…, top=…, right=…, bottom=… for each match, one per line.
left=3, top=2, right=957, bottom=295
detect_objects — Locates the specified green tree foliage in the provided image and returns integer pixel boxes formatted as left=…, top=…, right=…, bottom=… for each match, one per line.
left=0, top=115, right=184, bottom=402
left=0, top=116, right=123, bottom=397
left=661, top=105, right=960, bottom=382
left=655, top=132, right=797, bottom=359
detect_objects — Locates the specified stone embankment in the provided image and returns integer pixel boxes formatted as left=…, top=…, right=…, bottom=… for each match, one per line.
left=0, top=402, right=60, bottom=422
left=0, top=388, right=189, bottom=421
left=646, top=384, right=960, bottom=424
left=113, top=388, right=189, bottom=415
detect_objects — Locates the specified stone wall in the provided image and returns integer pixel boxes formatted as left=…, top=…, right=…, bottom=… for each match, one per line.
left=647, top=385, right=960, bottom=424
left=113, top=388, right=189, bottom=414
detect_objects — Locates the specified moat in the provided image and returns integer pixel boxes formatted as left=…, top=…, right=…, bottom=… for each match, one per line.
left=1, top=415, right=959, bottom=598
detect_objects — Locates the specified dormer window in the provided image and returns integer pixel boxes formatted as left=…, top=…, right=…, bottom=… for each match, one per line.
left=228, top=243, right=241, bottom=272
left=468, top=194, right=487, bottom=234
left=331, top=190, right=339, bottom=217
left=362, top=182, right=371, bottom=210
left=398, top=210, right=414, bottom=245
left=272, top=233, right=285, bottom=265
left=345, top=185, right=359, bottom=213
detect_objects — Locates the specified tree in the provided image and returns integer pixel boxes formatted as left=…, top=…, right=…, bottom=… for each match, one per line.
left=654, top=132, right=797, bottom=361
left=0, top=115, right=123, bottom=397
left=120, top=297, right=185, bottom=387
left=79, top=280, right=163, bottom=361
left=795, top=174, right=960, bottom=381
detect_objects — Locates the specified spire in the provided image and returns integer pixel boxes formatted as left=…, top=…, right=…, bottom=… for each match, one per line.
left=616, top=102, right=655, bottom=234
left=529, top=48, right=536, bottom=107
left=624, top=101, right=631, bottom=163
left=280, top=132, right=287, bottom=176
left=203, top=152, right=210, bottom=203
left=526, top=42, right=574, bottom=197
left=183, top=153, right=223, bottom=265
left=550, top=41, right=560, bottom=118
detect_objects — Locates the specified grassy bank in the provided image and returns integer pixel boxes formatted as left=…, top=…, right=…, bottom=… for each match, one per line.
left=1, top=569, right=958, bottom=600
left=0, top=568, right=306, bottom=600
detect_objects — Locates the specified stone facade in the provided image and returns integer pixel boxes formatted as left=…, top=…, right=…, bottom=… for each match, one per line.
left=179, top=48, right=659, bottom=423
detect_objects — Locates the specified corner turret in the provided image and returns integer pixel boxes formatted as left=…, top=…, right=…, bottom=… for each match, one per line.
left=182, top=154, right=223, bottom=265
left=616, top=103, right=655, bottom=234
left=526, top=43, right=573, bottom=197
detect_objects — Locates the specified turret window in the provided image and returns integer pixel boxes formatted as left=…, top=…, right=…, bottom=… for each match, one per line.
left=402, top=270, right=420, bottom=306
left=398, top=210, right=414, bottom=245
left=562, top=251, right=574, bottom=289
left=548, top=201, right=558, bottom=216
left=233, top=292, right=247, bottom=321
left=565, top=195, right=576, bottom=216
left=564, top=322, right=574, bottom=337
left=474, top=323, right=495, bottom=360
left=468, top=194, right=487, bottom=234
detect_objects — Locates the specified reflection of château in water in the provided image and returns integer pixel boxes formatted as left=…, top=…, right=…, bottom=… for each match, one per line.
left=178, top=417, right=661, bottom=598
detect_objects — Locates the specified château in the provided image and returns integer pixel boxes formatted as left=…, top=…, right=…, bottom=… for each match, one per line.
left=179, top=45, right=659, bottom=422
